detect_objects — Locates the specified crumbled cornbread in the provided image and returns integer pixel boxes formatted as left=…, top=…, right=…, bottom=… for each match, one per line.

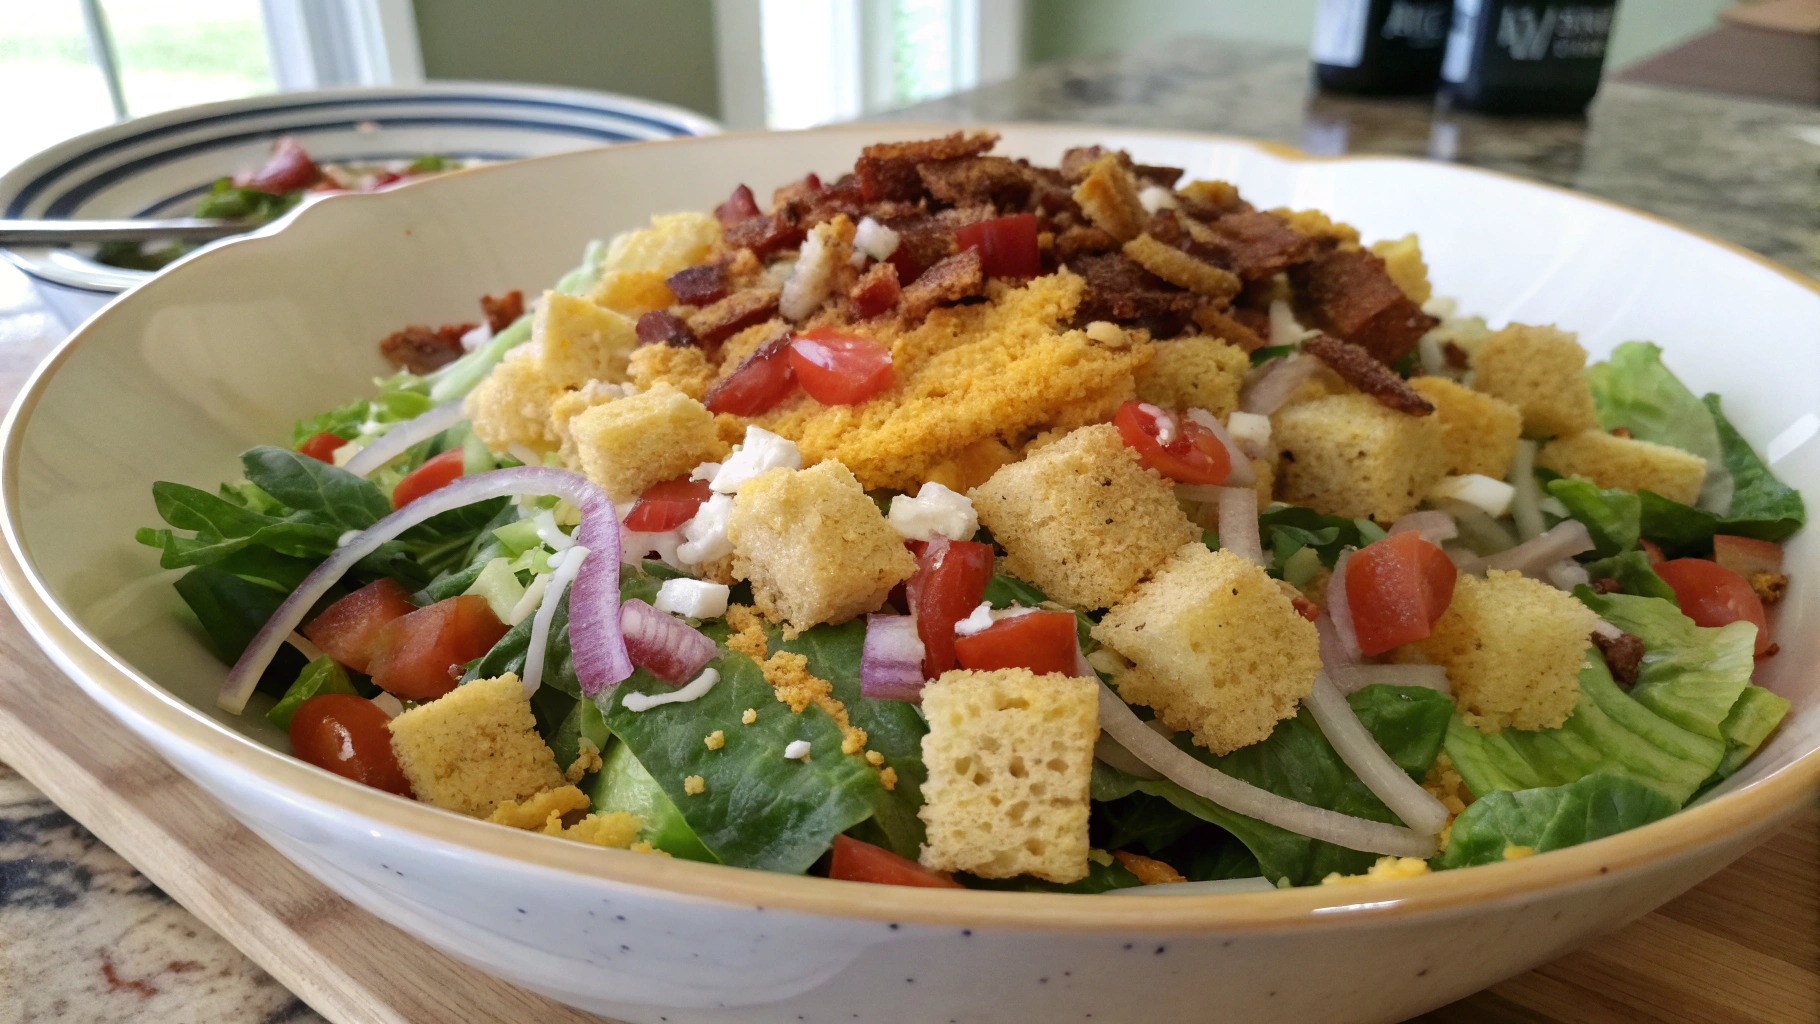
left=627, top=342, right=716, bottom=401
left=1537, top=429, right=1707, bottom=506
left=558, top=812, right=643, bottom=848
left=760, top=650, right=868, bottom=755
left=563, top=739, right=603, bottom=785
left=1321, top=856, right=1431, bottom=885
left=387, top=674, right=567, bottom=818
left=879, top=766, right=898, bottom=791
left=1368, top=234, right=1432, bottom=304
left=741, top=708, right=759, bottom=725
left=487, top=784, right=591, bottom=830
left=1134, top=335, right=1250, bottom=420
left=1415, top=570, right=1601, bottom=733
left=705, top=730, right=726, bottom=750
left=587, top=268, right=675, bottom=318
left=1410, top=376, right=1522, bottom=479
left=683, top=775, right=706, bottom=796
left=865, top=750, right=885, bottom=766
left=1471, top=323, right=1598, bottom=438
left=1113, top=850, right=1187, bottom=885
left=1276, top=207, right=1361, bottom=250
left=1272, top=393, right=1447, bottom=523
left=601, top=211, right=722, bottom=276
left=464, top=348, right=565, bottom=453
left=1423, top=750, right=1470, bottom=850
left=1503, top=845, right=1537, bottom=860
left=568, top=381, right=726, bottom=503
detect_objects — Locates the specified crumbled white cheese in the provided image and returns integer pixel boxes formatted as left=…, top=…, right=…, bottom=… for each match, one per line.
left=655, top=577, right=731, bottom=619
left=459, top=322, right=492, bottom=352
left=711, top=426, right=802, bottom=493
left=622, top=526, right=688, bottom=570
left=780, top=223, right=838, bottom=321
left=1137, top=185, right=1179, bottom=215
left=887, top=482, right=979, bottom=542
left=676, top=492, right=735, bottom=564
left=1084, top=320, right=1129, bottom=346
left=622, top=668, right=721, bottom=712
left=1431, top=473, right=1517, bottom=518
left=953, top=602, right=997, bottom=637
left=506, top=442, right=541, bottom=467
left=783, top=739, right=813, bottom=760
left=689, top=461, right=721, bottom=483
left=853, top=216, right=901, bottom=261
left=1226, top=411, right=1273, bottom=458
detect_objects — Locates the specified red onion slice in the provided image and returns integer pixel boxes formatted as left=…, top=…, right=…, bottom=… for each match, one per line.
left=619, top=598, right=717, bottom=684
left=1239, top=355, right=1323, bottom=417
left=1325, top=549, right=1363, bottom=662
left=1387, top=509, right=1458, bottom=545
left=341, top=401, right=467, bottom=478
left=1216, top=486, right=1265, bottom=566
left=1183, top=409, right=1255, bottom=487
left=1096, top=681, right=1437, bottom=857
left=861, top=614, right=927, bottom=702
left=217, top=467, right=627, bottom=714
left=1303, top=673, right=1450, bottom=835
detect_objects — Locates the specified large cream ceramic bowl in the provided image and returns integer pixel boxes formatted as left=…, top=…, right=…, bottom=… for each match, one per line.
left=3, top=124, right=1817, bottom=1023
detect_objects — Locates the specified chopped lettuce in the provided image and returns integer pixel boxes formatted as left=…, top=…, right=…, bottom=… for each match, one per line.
left=1546, top=478, right=1639, bottom=558
left=1434, top=774, right=1677, bottom=870
left=1708, top=685, right=1791, bottom=784
left=1703, top=394, right=1805, bottom=541
left=588, top=739, right=717, bottom=862
left=266, top=657, right=357, bottom=730
left=1585, top=342, right=1729, bottom=511
left=1580, top=550, right=1677, bottom=602
left=1576, top=590, right=1755, bottom=741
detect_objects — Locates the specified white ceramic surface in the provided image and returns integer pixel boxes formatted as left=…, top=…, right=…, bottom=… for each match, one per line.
left=2, top=124, right=1817, bottom=1024
left=0, top=83, right=718, bottom=327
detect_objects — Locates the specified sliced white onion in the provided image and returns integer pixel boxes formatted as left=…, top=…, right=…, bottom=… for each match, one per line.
left=371, top=692, right=406, bottom=719
left=1387, top=509, right=1458, bottom=545
left=1314, top=613, right=1362, bottom=693
left=1096, top=682, right=1437, bottom=857
left=1094, top=732, right=1164, bottom=780
left=217, top=467, right=627, bottom=714
left=1217, top=486, right=1265, bottom=566
left=1267, top=299, right=1306, bottom=348
left=286, top=631, right=325, bottom=662
left=1303, top=673, right=1450, bottom=835
left=1463, top=519, right=1594, bottom=578
left=1337, top=663, right=1451, bottom=695
left=1110, top=877, right=1280, bottom=896
left=1593, top=619, right=1624, bottom=641
left=1184, top=408, right=1256, bottom=487
left=618, top=597, right=717, bottom=684
left=1544, top=559, right=1591, bottom=592
left=861, top=614, right=927, bottom=702
left=342, top=401, right=467, bottom=478
left=1325, top=549, right=1363, bottom=662
left=1508, top=439, right=1544, bottom=542
left=1239, top=354, right=1323, bottom=417
left=1430, top=474, right=1516, bottom=519
left=1225, top=411, right=1272, bottom=459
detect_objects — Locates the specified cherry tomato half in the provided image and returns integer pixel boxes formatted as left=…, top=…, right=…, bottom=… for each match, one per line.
left=367, top=595, right=510, bottom=700
left=302, top=578, right=417, bottom=674
left=1655, top=558, right=1771, bottom=656
left=1344, top=531, right=1457, bottom=657
left=624, top=476, right=713, bottom=533
left=705, top=339, right=797, bottom=415
left=954, top=212, right=1041, bottom=279
left=906, top=538, right=995, bottom=679
left=392, top=449, right=466, bottom=509
left=953, top=611, right=1080, bottom=676
left=828, top=834, right=963, bottom=888
left=297, top=431, right=346, bottom=463
left=289, top=693, right=412, bottom=796
left=1112, top=401, right=1232, bottom=485
left=788, top=329, right=894, bottom=405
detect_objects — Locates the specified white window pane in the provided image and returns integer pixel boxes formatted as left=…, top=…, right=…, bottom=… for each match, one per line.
left=0, top=4, right=117, bottom=172
left=104, top=0, right=274, bottom=118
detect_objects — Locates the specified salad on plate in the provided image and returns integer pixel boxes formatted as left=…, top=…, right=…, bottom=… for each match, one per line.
left=138, top=133, right=1803, bottom=892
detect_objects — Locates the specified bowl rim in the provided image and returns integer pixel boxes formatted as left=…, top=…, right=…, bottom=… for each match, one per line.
left=3, top=121, right=1817, bottom=932
left=0, top=81, right=721, bottom=294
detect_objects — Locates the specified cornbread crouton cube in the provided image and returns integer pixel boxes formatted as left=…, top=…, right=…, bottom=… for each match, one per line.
left=1414, top=570, right=1601, bottom=733
left=569, top=382, right=726, bottom=503
left=1537, top=429, right=1706, bottom=505
left=548, top=380, right=629, bottom=468
left=726, top=461, right=918, bottom=631
left=1410, top=376, right=1522, bottom=479
left=1368, top=234, right=1432, bottom=304
left=464, top=348, right=565, bottom=453
left=387, top=674, right=566, bottom=818
left=1271, top=393, right=1446, bottom=523
left=535, top=292, right=640, bottom=387
left=1092, top=544, right=1321, bottom=754
left=586, top=269, right=675, bottom=318
left=917, top=668, right=1098, bottom=882
left=1134, top=335, right=1250, bottom=420
left=970, top=424, right=1197, bottom=610
left=603, top=211, right=722, bottom=276
left=627, top=342, right=716, bottom=401
left=1471, top=324, right=1598, bottom=438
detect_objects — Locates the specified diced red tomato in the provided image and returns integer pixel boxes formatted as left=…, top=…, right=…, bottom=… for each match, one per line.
left=1712, top=535, right=1783, bottom=579
left=302, top=578, right=417, bottom=674
left=367, top=595, right=510, bottom=700
left=1655, top=558, right=1771, bottom=656
left=364, top=171, right=402, bottom=190
left=392, top=449, right=466, bottom=509
left=1640, top=539, right=1666, bottom=565
left=828, top=834, right=963, bottom=888
left=1112, top=401, right=1231, bottom=485
left=235, top=136, right=319, bottom=193
left=1345, top=531, right=1457, bottom=657
left=954, top=213, right=1042, bottom=279
left=787, top=329, right=894, bottom=405
left=624, top=476, right=713, bottom=533
left=704, top=340, right=797, bottom=415
left=289, top=693, right=413, bottom=795
left=297, top=431, right=345, bottom=463
left=906, top=538, right=995, bottom=679
left=953, top=611, right=1079, bottom=676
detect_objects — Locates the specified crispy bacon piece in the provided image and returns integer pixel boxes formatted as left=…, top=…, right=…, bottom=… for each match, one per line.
left=900, top=249, right=984, bottom=323
left=1591, top=630, right=1645, bottom=686
left=1192, top=305, right=1267, bottom=353
left=1590, top=578, right=1622, bottom=594
left=686, top=288, right=780, bottom=347
left=1131, top=163, right=1185, bottom=189
left=723, top=213, right=805, bottom=258
left=772, top=172, right=823, bottom=215
left=715, top=184, right=763, bottom=227
left=882, top=214, right=962, bottom=284
left=667, top=264, right=728, bottom=306
left=636, top=310, right=699, bottom=348
left=1443, top=340, right=1471, bottom=369
left=1202, top=210, right=1326, bottom=281
left=1292, top=248, right=1440, bottom=365
left=479, top=290, right=523, bottom=333
left=916, top=156, right=1032, bottom=209
left=1303, top=334, right=1434, bottom=415
left=1059, top=146, right=1110, bottom=183
left=850, top=261, right=901, bottom=319
left=1175, top=180, right=1248, bottom=221
left=380, top=324, right=469, bottom=374
left=1053, top=224, right=1120, bottom=262
left=1068, top=253, right=1198, bottom=325
left=855, top=132, right=999, bottom=203
left=1229, top=306, right=1271, bottom=342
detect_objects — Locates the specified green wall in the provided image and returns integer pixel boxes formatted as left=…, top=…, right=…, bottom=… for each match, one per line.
left=411, top=0, right=721, bottom=119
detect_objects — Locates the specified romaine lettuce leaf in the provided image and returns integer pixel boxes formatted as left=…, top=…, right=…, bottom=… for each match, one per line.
left=1434, top=773, right=1677, bottom=869
left=1708, top=685, right=1791, bottom=784
left=963, top=858, right=1143, bottom=893
left=1585, top=341, right=1728, bottom=511
left=1576, top=590, right=1755, bottom=740
left=1580, top=550, right=1677, bottom=602
left=1546, top=478, right=1639, bottom=558
left=1703, top=394, right=1805, bottom=541
left=587, top=739, right=717, bottom=862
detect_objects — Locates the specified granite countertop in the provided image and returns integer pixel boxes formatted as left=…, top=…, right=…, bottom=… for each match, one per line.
left=3, top=35, right=1818, bottom=1024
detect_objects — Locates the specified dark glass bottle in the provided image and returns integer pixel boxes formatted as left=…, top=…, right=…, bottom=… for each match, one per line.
left=1440, top=0, right=1619, bottom=114
left=1311, top=0, right=1455, bottom=95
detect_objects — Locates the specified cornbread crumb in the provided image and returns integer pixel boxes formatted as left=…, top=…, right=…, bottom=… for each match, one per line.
left=1423, top=750, right=1470, bottom=850
left=705, top=730, right=726, bottom=750
left=683, top=774, right=706, bottom=796
left=1113, top=850, right=1187, bottom=885
left=1410, top=376, right=1522, bottom=479
left=1093, top=544, right=1321, bottom=754
left=587, top=268, right=675, bottom=318
left=742, top=707, right=759, bottom=725
left=1321, top=856, right=1431, bottom=885
left=569, top=381, right=726, bottom=503
left=563, top=739, right=603, bottom=785
left=487, top=785, right=591, bottom=830
left=387, top=675, right=567, bottom=818
left=556, top=812, right=644, bottom=848
left=1368, top=234, right=1432, bottom=304
left=725, top=604, right=769, bottom=662
left=760, top=650, right=868, bottom=755
left=1472, top=323, right=1598, bottom=438
left=1134, top=335, right=1250, bottom=420
left=630, top=840, right=670, bottom=856
left=1414, top=570, right=1601, bottom=733
left=879, top=766, right=898, bottom=791
left=628, top=342, right=717, bottom=401
left=1277, top=207, right=1361, bottom=250
left=865, top=749, right=885, bottom=766
left=1272, top=393, right=1447, bottom=523
left=602, top=211, right=721, bottom=276
left=1503, top=845, right=1537, bottom=860
left=918, top=668, right=1099, bottom=883
left=1537, top=429, right=1707, bottom=506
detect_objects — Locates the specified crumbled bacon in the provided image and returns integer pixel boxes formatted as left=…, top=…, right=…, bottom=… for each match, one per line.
left=900, top=249, right=984, bottom=323
left=480, top=290, right=523, bottom=333
left=723, top=213, right=805, bottom=258
left=850, top=261, right=901, bottom=319
left=686, top=288, right=780, bottom=347
left=1131, top=163, right=1184, bottom=189
left=1292, top=248, right=1439, bottom=365
left=1611, top=426, right=1632, bottom=439
left=667, top=264, right=728, bottom=306
left=1145, top=209, right=1227, bottom=264
left=1059, top=146, right=1109, bottom=183
left=1201, top=210, right=1326, bottom=281
left=636, top=310, right=698, bottom=348
left=1443, top=340, right=1471, bottom=369
left=1303, top=335, right=1434, bottom=415
left=1229, top=306, right=1272, bottom=341
left=1591, top=630, right=1645, bottom=686
left=1175, top=180, right=1248, bottom=222
left=1053, top=224, right=1120, bottom=262
left=882, top=214, right=961, bottom=285
left=1192, top=305, right=1267, bottom=353
left=916, top=157, right=1032, bottom=209
left=1068, top=252, right=1198, bottom=325
left=715, top=184, right=762, bottom=227
left=380, top=324, right=469, bottom=374
left=855, top=132, right=999, bottom=203
left=1590, top=578, right=1623, bottom=594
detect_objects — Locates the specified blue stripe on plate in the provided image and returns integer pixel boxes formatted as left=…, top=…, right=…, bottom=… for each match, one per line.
left=129, top=150, right=524, bottom=216
left=8, top=93, right=703, bottom=215
left=42, top=118, right=639, bottom=217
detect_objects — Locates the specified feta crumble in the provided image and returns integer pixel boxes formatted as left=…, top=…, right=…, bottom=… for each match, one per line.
left=655, top=577, right=731, bottom=619
left=710, top=426, right=802, bottom=493
left=675, top=492, right=735, bottom=564
left=783, top=739, right=812, bottom=760
left=887, top=481, right=979, bottom=541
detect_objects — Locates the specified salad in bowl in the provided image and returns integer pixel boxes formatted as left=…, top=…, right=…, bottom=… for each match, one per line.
left=136, top=132, right=1803, bottom=894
